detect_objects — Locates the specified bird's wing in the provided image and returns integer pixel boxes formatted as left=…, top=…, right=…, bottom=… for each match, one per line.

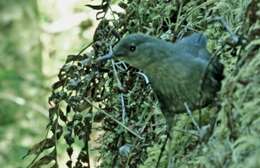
left=145, top=51, right=206, bottom=114
left=174, top=33, right=210, bottom=61
left=176, top=33, right=207, bottom=48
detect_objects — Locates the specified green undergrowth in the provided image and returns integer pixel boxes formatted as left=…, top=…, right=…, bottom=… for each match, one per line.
left=27, top=0, right=260, bottom=167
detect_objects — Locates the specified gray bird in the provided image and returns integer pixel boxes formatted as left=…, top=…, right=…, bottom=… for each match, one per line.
left=98, top=33, right=223, bottom=130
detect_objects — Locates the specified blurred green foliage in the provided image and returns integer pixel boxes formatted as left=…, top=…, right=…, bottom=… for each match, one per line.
left=0, top=0, right=96, bottom=167
left=0, top=1, right=44, bottom=167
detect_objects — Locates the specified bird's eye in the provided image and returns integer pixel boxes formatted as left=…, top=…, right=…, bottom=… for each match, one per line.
left=129, top=45, right=136, bottom=52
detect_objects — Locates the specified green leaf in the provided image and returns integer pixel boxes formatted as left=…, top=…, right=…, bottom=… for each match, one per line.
left=23, top=138, right=55, bottom=158
left=31, top=150, right=56, bottom=168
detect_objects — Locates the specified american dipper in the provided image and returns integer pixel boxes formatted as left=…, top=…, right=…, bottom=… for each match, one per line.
left=98, top=33, right=223, bottom=130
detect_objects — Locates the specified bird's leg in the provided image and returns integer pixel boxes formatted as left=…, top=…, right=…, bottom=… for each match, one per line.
left=155, top=116, right=174, bottom=168
left=166, top=123, right=175, bottom=168
left=155, top=132, right=169, bottom=168
left=167, top=137, right=175, bottom=168
left=155, top=129, right=175, bottom=168
left=155, top=129, right=174, bottom=168
left=184, top=102, right=201, bottom=137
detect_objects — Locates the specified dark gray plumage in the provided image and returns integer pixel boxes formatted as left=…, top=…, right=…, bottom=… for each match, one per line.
left=100, top=33, right=224, bottom=128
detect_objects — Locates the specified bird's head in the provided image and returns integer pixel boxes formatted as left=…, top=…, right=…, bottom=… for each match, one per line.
left=98, top=33, right=160, bottom=69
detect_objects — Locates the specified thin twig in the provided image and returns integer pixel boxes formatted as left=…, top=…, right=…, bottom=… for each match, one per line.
left=174, top=1, right=183, bottom=32
left=120, top=94, right=126, bottom=124
left=111, top=59, right=127, bottom=124
left=136, top=72, right=150, bottom=84
left=209, top=17, right=238, bottom=40
left=85, top=98, right=143, bottom=140
left=111, top=59, right=123, bottom=89
left=115, top=61, right=128, bottom=71
left=173, top=128, right=199, bottom=137
left=77, top=42, right=94, bottom=56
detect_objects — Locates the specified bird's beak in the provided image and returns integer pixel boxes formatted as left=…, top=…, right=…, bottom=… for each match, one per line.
left=96, top=46, right=114, bottom=62
left=96, top=45, right=125, bottom=62
left=96, top=52, right=113, bottom=62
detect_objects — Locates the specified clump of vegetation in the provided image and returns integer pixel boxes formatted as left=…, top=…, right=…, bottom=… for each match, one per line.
left=26, top=0, right=260, bottom=167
